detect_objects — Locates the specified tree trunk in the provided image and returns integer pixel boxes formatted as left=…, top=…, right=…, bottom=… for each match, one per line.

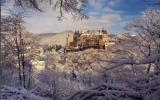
left=15, top=33, right=22, bottom=86
left=17, top=51, right=22, bottom=86
left=147, top=46, right=151, bottom=74
left=21, top=38, right=26, bottom=88
left=0, top=20, right=2, bottom=100
left=157, top=34, right=160, bottom=69
left=27, top=65, right=32, bottom=89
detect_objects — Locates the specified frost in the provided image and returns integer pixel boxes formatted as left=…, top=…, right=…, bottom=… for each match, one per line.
left=1, top=85, right=48, bottom=100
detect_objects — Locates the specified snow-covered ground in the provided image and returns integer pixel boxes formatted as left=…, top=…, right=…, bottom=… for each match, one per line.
left=1, top=85, right=49, bottom=100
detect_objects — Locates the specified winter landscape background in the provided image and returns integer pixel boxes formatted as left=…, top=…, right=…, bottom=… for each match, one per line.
left=1, top=0, right=160, bottom=100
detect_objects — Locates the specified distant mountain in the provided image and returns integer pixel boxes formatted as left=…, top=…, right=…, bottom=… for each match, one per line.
left=38, top=31, right=74, bottom=46
left=38, top=33, right=58, bottom=37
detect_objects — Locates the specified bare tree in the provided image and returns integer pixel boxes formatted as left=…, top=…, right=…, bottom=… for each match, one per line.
left=2, top=0, right=88, bottom=20
left=1, top=10, right=39, bottom=88
left=1, top=11, right=24, bottom=86
left=126, top=9, right=160, bottom=73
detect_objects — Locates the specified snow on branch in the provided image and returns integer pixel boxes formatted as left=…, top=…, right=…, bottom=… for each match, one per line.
left=66, top=83, right=142, bottom=100
left=102, top=53, right=160, bottom=71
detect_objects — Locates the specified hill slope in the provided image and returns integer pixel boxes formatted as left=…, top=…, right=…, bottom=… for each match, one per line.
left=38, top=31, right=73, bottom=46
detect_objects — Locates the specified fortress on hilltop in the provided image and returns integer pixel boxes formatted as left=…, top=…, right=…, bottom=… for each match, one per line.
left=65, top=29, right=109, bottom=52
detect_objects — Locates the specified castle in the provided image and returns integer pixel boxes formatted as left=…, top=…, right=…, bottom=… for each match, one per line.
left=65, top=29, right=109, bottom=52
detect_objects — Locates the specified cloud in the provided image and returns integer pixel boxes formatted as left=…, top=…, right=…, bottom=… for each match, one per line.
left=83, top=14, right=121, bottom=24
left=107, top=0, right=122, bottom=7
left=1, top=0, right=125, bottom=34
left=88, top=0, right=102, bottom=9
left=23, top=1, right=124, bottom=34
left=1, top=0, right=14, bottom=16
left=24, top=11, right=122, bottom=33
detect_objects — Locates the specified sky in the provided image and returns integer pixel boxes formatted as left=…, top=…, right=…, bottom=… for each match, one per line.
left=2, top=0, right=160, bottom=34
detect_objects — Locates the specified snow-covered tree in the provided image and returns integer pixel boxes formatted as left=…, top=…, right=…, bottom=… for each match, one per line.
left=126, top=9, right=160, bottom=72
left=1, top=10, right=40, bottom=88
left=67, top=9, right=160, bottom=100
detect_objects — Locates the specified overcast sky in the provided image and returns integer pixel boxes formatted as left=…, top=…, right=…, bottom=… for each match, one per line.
left=2, top=0, right=160, bottom=34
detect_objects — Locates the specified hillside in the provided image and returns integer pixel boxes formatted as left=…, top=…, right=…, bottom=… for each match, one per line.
left=38, top=31, right=73, bottom=46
